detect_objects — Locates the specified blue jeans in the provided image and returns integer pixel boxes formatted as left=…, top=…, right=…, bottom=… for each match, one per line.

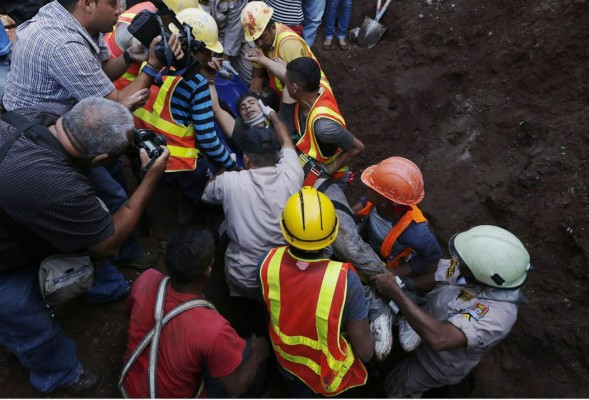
left=302, top=0, right=327, bottom=47
left=0, top=267, right=81, bottom=393
left=324, top=0, right=353, bottom=40
left=86, top=162, right=142, bottom=262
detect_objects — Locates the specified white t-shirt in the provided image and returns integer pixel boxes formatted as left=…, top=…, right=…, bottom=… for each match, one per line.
left=202, top=148, right=304, bottom=290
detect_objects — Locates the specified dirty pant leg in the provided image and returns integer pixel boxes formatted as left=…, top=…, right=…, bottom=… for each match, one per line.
left=82, top=260, right=128, bottom=305
left=302, top=0, right=327, bottom=47
left=0, top=267, right=81, bottom=393
left=86, top=165, right=142, bottom=262
left=385, top=354, right=444, bottom=398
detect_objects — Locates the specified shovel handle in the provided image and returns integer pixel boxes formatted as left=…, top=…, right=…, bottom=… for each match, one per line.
left=376, top=0, right=393, bottom=21
left=376, top=0, right=382, bottom=17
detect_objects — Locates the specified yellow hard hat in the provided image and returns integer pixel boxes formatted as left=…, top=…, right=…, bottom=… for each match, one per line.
left=164, top=0, right=201, bottom=14
left=169, top=8, right=224, bottom=54
left=280, top=187, right=339, bottom=251
left=240, top=1, right=274, bottom=42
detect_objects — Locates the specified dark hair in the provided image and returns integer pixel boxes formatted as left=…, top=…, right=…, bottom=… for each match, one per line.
left=57, top=0, right=79, bottom=12
left=235, top=91, right=262, bottom=113
left=286, top=57, right=321, bottom=92
left=263, top=18, right=277, bottom=33
left=246, top=152, right=278, bottom=167
left=165, top=227, right=215, bottom=284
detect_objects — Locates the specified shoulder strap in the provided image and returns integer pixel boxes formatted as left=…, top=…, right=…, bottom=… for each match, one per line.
left=0, top=111, right=71, bottom=162
left=315, top=179, right=355, bottom=220
left=118, top=277, right=216, bottom=398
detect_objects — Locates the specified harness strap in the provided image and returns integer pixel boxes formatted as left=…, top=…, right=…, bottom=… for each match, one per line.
left=119, top=277, right=215, bottom=398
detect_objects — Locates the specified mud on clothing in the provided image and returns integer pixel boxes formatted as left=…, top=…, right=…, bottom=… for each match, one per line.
left=123, top=269, right=246, bottom=398
left=385, top=259, right=520, bottom=397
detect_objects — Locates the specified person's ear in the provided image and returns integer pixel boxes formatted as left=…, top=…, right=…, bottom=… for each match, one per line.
left=90, top=153, right=110, bottom=165
left=243, top=153, right=251, bottom=169
left=204, top=265, right=212, bottom=280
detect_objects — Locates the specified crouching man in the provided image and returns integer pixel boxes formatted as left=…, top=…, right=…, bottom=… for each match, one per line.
left=120, top=227, right=270, bottom=398
left=372, top=225, right=531, bottom=397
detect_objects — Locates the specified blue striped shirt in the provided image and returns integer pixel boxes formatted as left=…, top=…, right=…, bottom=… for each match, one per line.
left=170, top=72, right=238, bottom=171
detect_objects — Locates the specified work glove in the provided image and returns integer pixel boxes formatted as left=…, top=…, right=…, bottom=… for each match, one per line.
left=222, top=60, right=239, bottom=75
left=258, top=99, right=274, bottom=118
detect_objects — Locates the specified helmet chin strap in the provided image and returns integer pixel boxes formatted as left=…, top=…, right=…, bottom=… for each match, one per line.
left=244, top=112, right=269, bottom=128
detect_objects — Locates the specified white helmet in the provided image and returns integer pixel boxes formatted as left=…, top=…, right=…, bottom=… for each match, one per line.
left=449, top=225, right=530, bottom=289
left=169, top=8, right=224, bottom=54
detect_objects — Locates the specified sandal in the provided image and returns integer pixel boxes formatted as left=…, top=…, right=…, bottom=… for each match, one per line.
left=322, top=39, right=333, bottom=51
left=338, top=39, right=349, bottom=51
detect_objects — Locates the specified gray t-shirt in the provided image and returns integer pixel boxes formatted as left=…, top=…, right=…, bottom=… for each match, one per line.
left=279, top=102, right=355, bottom=156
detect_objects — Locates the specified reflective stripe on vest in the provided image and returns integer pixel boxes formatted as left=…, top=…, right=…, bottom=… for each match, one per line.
left=294, top=83, right=347, bottom=179
left=104, top=2, right=157, bottom=90
left=133, top=76, right=199, bottom=172
left=269, top=23, right=328, bottom=95
left=260, top=247, right=367, bottom=395
left=358, top=203, right=428, bottom=269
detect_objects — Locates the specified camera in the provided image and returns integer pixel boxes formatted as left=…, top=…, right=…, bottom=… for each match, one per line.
left=133, top=128, right=167, bottom=159
left=127, top=8, right=206, bottom=68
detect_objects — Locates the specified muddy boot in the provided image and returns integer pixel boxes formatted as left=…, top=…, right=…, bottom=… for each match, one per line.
left=398, top=317, right=422, bottom=352
left=365, top=286, right=394, bottom=361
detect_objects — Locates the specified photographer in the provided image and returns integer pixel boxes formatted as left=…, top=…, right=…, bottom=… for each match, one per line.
left=0, top=98, right=169, bottom=395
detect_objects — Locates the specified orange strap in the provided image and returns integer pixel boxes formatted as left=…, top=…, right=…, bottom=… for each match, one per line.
left=357, top=202, right=427, bottom=269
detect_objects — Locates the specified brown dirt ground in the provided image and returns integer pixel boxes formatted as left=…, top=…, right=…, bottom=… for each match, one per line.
left=1, top=0, right=589, bottom=397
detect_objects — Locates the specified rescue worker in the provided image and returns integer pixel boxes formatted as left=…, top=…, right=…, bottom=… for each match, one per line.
left=356, top=156, right=442, bottom=277
left=259, top=187, right=374, bottom=396
left=246, top=54, right=363, bottom=187
left=131, top=8, right=240, bottom=208
left=240, top=1, right=328, bottom=98
left=372, top=225, right=531, bottom=398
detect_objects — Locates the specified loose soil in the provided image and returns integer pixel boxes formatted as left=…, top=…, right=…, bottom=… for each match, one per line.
left=1, top=0, right=589, bottom=397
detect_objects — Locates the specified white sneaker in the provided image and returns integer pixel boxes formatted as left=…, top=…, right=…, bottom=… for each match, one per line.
left=398, top=317, right=422, bottom=352
left=370, top=307, right=394, bottom=361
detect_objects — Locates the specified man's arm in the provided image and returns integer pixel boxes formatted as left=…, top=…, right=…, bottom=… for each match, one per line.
left=372, top=271, right=467, bottom=351
left=345, top=318, right=375, bottom=363
left=250, top=66, right=265, bottom=94
left=215, top=336, right=270, bottom=397
left=89, top=148, right=169, bottom=257
left=245, top=48, right=287, bottom=82
left=325, top=136, right=364, bottom=175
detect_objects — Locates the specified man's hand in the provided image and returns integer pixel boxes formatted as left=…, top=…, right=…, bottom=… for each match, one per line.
left=245, top=47, right=267, bottom=64
left=258, top=99, right=274, bottom=118
left=127, top=38, right=148, bottom=63
left=203, top=57, right=222, bottom=80
left=147, top=34, right=184, bottom=69
left=139, top=146, right=170, bottom=181
left=371, top=270, right=404, bottom=299
left=120, top=88, right=150, bottom=110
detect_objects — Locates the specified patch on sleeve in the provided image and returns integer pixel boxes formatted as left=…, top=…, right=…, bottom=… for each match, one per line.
left=457, top=290, right=474, bottom=302
left=461, top=302, right=489, bottom=321
left=446, top=259, right=459, bottom=278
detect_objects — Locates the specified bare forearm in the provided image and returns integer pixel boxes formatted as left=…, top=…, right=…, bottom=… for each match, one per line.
left=119, top=72, right=154, bottom=98
left=102, top=55, right=129, bottom=81
left=269, top=111, right=294, bottom=149
left=221, top=347, right=267, bottom=397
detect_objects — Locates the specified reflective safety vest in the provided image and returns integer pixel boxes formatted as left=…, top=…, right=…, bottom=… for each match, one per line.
left=259, top=246, right=368, bottom=396
left=294, top=81, right=348, bottom=181
left=133, top=76, right=199, bottom=172
left=268, top=23, right=328, bottom=95
left=357, top=202, right=428, bottom=269
left=104, top=2, right=157, bottom=90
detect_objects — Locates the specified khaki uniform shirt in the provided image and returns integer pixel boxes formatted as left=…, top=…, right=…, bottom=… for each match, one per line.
left=415, top=259, right=519, bottom=384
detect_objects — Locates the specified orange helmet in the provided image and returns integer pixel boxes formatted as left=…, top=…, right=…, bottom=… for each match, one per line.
left=361, top=157, right=425, bottom=205
left=240, top=1, right=274, bottom=42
